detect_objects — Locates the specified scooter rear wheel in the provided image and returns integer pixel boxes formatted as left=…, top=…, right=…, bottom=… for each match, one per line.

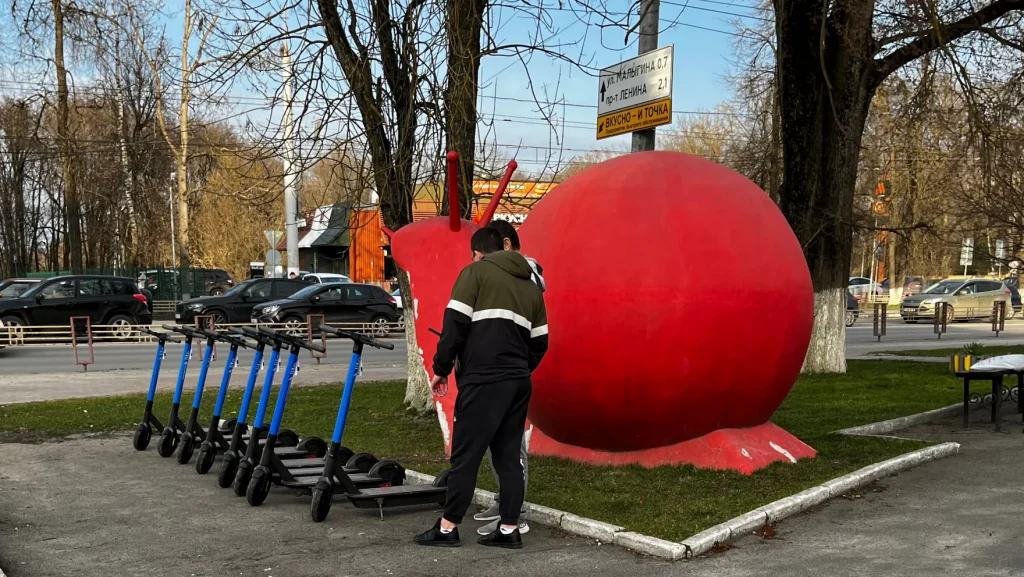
left=133, top=424, right=151, bottom=451
left=345, top=452, right=379, bottom=473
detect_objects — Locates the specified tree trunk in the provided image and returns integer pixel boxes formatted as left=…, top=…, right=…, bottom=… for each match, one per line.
left=442, top=0, right=485, bottom=218
left=398, top=268, right=433, bottom=413
left=775, top=0, right=875, bottom=373
left=53, top=0, right=82, bottom=274
left=178, top=2, right=192, bottom=298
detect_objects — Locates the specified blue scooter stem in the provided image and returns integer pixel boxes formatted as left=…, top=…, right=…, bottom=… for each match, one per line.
left=268, top=350, right=299, bottom=436
left=172, top=340, right=193, bottom=405
left=252, top=346, right=281, bottom=429
left=190, top=343, right=216, bottom=410
left=147, top=342, right=165, bottom=402
left=331, top=351, right=362, bottom=444
left=211, top=347, right=239, bottom=417
left=236, top=348, right=264, bottom=425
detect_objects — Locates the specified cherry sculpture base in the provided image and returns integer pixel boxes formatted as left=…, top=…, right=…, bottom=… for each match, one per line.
left=529, top=422, right=816, bottom=475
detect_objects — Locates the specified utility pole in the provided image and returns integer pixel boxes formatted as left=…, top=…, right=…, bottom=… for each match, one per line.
left=281, top=38, right=299, bottom=277
left=631, top=0, right=660, bottom=153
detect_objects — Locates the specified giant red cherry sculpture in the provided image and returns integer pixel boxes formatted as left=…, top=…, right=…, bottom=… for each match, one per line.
left=517, top=151, right=817, bottom=473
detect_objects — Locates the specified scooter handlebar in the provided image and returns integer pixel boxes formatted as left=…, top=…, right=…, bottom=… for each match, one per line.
left=320, top=325, right=394, bottom=350
left=161, top=324, right=201, bottom=339
left=199, top=327, right=252, bottom=349
left=257, top=325, right=325, bottom=353
left=138, top=326, right=182, bottom=343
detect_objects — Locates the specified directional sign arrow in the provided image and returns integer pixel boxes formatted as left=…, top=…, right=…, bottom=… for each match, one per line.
left=600, top=81, right=606, bottom=102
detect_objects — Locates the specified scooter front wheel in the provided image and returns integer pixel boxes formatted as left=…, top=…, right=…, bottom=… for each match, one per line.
left=157, top=429, right=178, bottom=458
left=218, top=452, right=239, bottom=488
left=196, top=444, right=216, bottom=474
left=233, top=459, right=254, bottom=497
left=310, top=483, right=334, bottom=523
left=133, top=424, right=151, bottom=451
left=176, top=433, right=195, bottom=464
left=246, top=466, right=272, bottom=507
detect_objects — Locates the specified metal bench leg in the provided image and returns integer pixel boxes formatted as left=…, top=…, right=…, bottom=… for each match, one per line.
left=994, top=375, right=1003, bottom=433
left=964, top=377, right=970, bottom=430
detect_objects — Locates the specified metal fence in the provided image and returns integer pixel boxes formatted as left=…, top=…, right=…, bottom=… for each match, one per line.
left=0, top=320, right=404, bottom=347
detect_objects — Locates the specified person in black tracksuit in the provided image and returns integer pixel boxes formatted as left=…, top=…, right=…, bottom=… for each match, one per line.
left=414, top=227, right=548, bottom=549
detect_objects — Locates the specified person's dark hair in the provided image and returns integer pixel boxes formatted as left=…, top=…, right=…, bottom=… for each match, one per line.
left=487, top=220, right=521, bottom=251
left=471, top=227, right=504, bottom=255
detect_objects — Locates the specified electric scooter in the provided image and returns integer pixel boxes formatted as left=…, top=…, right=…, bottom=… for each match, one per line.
left=193, top=329, right=254, bottom=473
left=173, top=327, right=222, bottom=464
left=154, top=324, right=205, bottom=457
left=244, top=326, right=404, bottom=507
left=132, top=327, right=182, bottom=451
left=310, top=325, right=450, bottom=523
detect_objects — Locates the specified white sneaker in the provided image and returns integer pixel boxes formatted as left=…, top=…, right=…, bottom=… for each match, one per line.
left=477, top=519, right=530, bottom=536
left=473, top=504, right=501, bottom=522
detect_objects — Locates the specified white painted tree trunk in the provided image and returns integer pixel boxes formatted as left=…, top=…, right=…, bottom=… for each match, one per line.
left=801, top=288, right=847, bottom=373
left=398, top=269, right=433, bottom=414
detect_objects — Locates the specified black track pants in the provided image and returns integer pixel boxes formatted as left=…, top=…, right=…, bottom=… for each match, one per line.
left=442, top=378, right=532, bottom=526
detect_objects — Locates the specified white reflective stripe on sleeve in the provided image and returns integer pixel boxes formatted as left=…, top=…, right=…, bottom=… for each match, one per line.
left=446, top=299, right=474, bottom=317
left=471, top=309, right=532, bottom=331
left=530, top=324, right=548, bottom=338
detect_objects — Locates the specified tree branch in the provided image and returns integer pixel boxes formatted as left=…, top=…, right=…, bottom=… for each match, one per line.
left=873, top=0, right=1024, bottom=83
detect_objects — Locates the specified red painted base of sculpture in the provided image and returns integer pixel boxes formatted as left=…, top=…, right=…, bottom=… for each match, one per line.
left=528, top=422, right=816, bottom=475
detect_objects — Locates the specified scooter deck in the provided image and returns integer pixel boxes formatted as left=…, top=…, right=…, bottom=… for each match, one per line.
left=278, top=472, right=385, bottom=489
left=346, top=486, right=446, bottom=508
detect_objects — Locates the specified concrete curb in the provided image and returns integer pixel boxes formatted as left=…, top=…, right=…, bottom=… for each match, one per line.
left=679, top=442, right=960, bottom=558
left=836, top=403, right=965, bottom=436
left=405, top=440, right=961, bottom=561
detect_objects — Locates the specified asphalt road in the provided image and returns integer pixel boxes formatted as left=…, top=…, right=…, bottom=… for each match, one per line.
left=846, top=316, right=1024, bottom=357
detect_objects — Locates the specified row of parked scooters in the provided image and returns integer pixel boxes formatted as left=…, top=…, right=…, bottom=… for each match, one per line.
left=132, top=323, right=450, bottom=522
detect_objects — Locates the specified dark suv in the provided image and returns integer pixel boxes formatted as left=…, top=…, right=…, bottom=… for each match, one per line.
left=251, top=283, right=399, bottom=336
left=139, top=268, right=235, bottom=297
left=0, top=275, right=152, bottom=330
left=175, top=277, right=309, bottom=325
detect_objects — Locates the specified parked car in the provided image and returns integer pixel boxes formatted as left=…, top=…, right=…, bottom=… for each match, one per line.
left=0, top=278, right=42, bottom=298
left=175, top=277, right=309, bottom=325
left=846, top=290, right=860, bottom=327
left=879, top=276, right=929, bottom=298
left=138, top=268, right=235, bottom=297
left=302, top=272, right=351, bottom=284
left=848, top=276, right=884, bottom=301
left=251, top=282, right=399, bottom=337
left=0, top=275, right=152, bottom=335
left=900, top=278, right=1012, bottom=323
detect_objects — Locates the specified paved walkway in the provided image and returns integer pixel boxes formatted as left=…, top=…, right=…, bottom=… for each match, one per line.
left=1, top=405, right=1022, bottom=576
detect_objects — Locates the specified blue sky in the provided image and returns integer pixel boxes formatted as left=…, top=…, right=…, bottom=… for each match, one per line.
left=0, top=1, right=760, bottom=176
left=475, top=0, right=755, bottom=169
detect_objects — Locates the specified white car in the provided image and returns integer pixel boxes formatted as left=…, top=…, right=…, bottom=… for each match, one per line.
left=848, top=276, right=885, bottom=301
left=302, top=273, right=351, bottom=284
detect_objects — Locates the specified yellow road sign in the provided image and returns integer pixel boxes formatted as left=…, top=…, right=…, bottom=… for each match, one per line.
left=596, top=97, right=672, bottom=140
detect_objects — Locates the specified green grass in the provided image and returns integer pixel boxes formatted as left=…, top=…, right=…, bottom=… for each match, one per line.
left=878, top=344, right=1024, bottom=358
left=0, top=361, right=976, bottom=542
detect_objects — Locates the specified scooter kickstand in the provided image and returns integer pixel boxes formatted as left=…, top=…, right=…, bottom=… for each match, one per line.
left=377, top=498, right=384, bottom=521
